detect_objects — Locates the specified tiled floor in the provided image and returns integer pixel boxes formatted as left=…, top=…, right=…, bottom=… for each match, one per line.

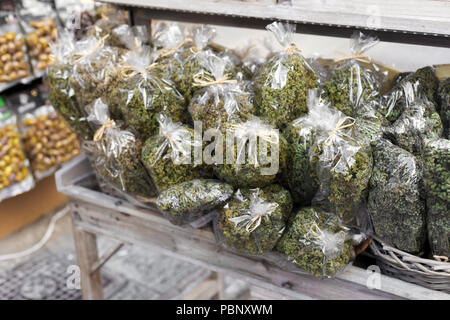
left=0, top=208, right=249, bottom=300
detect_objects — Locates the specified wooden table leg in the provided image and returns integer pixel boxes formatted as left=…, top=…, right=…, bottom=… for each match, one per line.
left=72, top=220, right=104, bottom=300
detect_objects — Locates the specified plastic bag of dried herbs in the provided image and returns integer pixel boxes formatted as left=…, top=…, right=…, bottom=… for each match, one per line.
left=168, top=25, right=217, bottom=101
left=215, top=184, right=293, bottom=255
left=438, top=78, right=450, bottom=139
left=87, top=100, right=157, bottom=204
left=141, top=115, right=202, bottom=193
left=294, top=90, right=373, bottom=225
left=213, top=117, right=287, bottom=189
left=188, top=51, right=255, bottom=131
left=109, top=46, right=187, bottom=141
left=378, top=66, right=439, bottom=123
left=47, top=31, right=94, bottom=140
left=0, top=110, right=35, bottom=202
left=86, top=8, right=129, bottom=48
left=69, top=36, right=119, bottom=113
left=156, top=178, right=234, bottom=226
left=254, top=22, right=318, bottom=129
left=275, top=207, right=352, bottom=277
left=423, top=138, right=449, bottom=258
left=383, top=95, right=443, bottom=156
left=322, top=32, right=387, bottom=117
left=367, top=138, right=426, bottom=254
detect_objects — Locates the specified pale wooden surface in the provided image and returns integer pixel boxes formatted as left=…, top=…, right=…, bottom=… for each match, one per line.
left=101, top=0, right=450, bottom=36
left=57, top=157, right=450, bottom=300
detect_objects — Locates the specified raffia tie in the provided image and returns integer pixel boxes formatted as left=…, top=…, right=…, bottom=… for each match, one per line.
left=324, top=116, right=355, bottom=146
left=433, top=255, right=449, bottom=262
left=158, top=38, right=193, bottom=60
left=93, top=119, right=115, bottom=142
left=70, top=35, right=109, bottom=65
left=334, top=53, right=372, bottom=64
left=192, top=73, right=237, bottom=87
left=285, top=43, right=302, bottom=56
left=120, top=62, right=159, bottom=78
left=246, top=215, right=262, bottom=233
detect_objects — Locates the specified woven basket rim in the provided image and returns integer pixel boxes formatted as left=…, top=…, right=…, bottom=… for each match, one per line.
left=370, top=239, right=450, bottom=277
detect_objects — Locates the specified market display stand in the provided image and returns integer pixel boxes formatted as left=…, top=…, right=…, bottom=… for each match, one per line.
left=55, top=156, right=450, bottom=300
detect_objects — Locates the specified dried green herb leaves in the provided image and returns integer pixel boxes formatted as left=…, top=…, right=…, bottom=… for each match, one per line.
left=156, top=179, right=233, bottom=225
left=423, top=138, right=450, bottom=257
left=368, top=139, right=426, bottom=254
left=218, top=184, right=293, bottom=255
left=438, top=78, right=450, bottom=139
left=254, top=53, right=318, bottom=129
left=276, top=207, right=352, bottom=277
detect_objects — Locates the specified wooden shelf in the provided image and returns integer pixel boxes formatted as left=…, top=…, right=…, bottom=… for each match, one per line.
left=56, top=156, right=450, bottom=300
left=100, top=0, right=450, bottom=47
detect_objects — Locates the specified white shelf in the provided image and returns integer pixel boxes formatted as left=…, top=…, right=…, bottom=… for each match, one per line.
left=101, top=0, right=450, bottom=37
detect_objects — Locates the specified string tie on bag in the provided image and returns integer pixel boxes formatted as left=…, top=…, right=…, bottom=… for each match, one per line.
left=93, top=119, right=115, bottom=141
left=324, top=116, right=355, bottom=146
left=70, top=35, right=109, bottom=65
left=285, top=43, right=302, bottom=56
left=334, top=53, right=372, bottom=64
left=157, top=38, right=193, bottom=60
left=192, top=73, right=237, bottom=87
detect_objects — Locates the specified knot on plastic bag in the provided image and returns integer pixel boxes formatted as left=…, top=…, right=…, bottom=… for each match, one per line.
left=121, top=46, right=160, bottom=77
left=266, top=21, right=295, bottom=49
left=70, top=35, right=109, bottom=65
left=334, top=53, right=371, bottom=64
left=87, top=98, right=110, bottom=126
left=230, top=117, right=279, bottom=169
left=154, top=115, right=196, bottom=165
left=324, top=116, right=355, bottom=146
left=308, top=223, right=347, bottom=260
left=193, top=51, right=236, bottom=87
left=192, top=73, right=237, bottom=87
left=285, top=43, right=302, bottom=56
left=334, top=31, right=378, bottom=65
left=229, top=189, right=279, bottom=233
left=94, top=119, right=115, bottom=142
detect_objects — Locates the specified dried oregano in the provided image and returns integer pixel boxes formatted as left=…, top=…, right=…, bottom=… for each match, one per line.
left=423, top=138, right=449, bottom=257
left=217, top=184, right=292, bottom=255
left=141, top=115, right=202, bottom=193
left=276, top=207, right=352, bottom=277
left=368, top=139, right=426, bottom=254
left=253, top=22, right=318, bottom=129
left=438, top=78, right=450, bottom=139
left=156, top=179, right=233, bottom=225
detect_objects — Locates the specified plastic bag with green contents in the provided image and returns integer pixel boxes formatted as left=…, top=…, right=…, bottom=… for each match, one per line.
left=215, top=184, right=293, bottom=255
left=294, top=89, right=373, bottom=225
left=156, top=178, right=234, bottom=226
left=47, top=31, right=94, bottom=140
left=87, top=100, right=157, bottom=205
left=111, top=45, right=187, bottom=141
left=213, top=116, right=287, bottom=189
left=141, top=115, right=202, bottom=193
left=254, top=21, right=318, bottom=129
left=322, top=31, right=387, bottom=117
left=276, top=207, right=353, bottom=277
left=189, top=51, right=254, bottom=131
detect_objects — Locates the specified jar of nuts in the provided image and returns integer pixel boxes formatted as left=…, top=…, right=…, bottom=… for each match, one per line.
left=25, top=18, right=58, bottom=72
left=20, top=105, right=80, bottom=180
left=0, top=30, right=30, bottom=83
left=0, top=111, right=34, bottom=201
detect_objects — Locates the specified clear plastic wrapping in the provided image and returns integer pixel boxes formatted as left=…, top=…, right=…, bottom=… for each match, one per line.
left=188, top=50, right=254, bottom=130
left=216, top=184, right=292, bottom=255
left=254, top=21, right=318, bottom=128
left=87, top=99, right=157, bottom=203
left=383, top=95, right=443, bottom=156
left=367, top=138, right=426, bottom=255
left=275, top=207, right=352, bottom=277
left=438, top=78, right=450, bottom=139
left=378, top=66, right=439, bottom=123
left=69, top=36, right=119, bottom=112
left=86, top=7, right=129, bottom=48
left=156, top=178, right=234, bottom=226
left=0, top=112, right=35, bottom=201
left=0, top=15, right=31, bottom=86
left=293, top=90, right=372, bottom=225
left=54, top=0, right=96, bottom=40
left=109, top=45, right=186, bottom=141
left=141, top=115, right=202, bottom=193
left=322, top=31, right=387, bottom=117
left=20, top=104, right=80, bottom=180
left=213, top=116, right=287, bottom=189
left=423, top=138, right=449, bottom=258
left=47, top=31, right=94, bottom=140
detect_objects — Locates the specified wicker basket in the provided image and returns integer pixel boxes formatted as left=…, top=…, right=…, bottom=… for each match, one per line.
left=370, top=239, right=450, bottom=293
